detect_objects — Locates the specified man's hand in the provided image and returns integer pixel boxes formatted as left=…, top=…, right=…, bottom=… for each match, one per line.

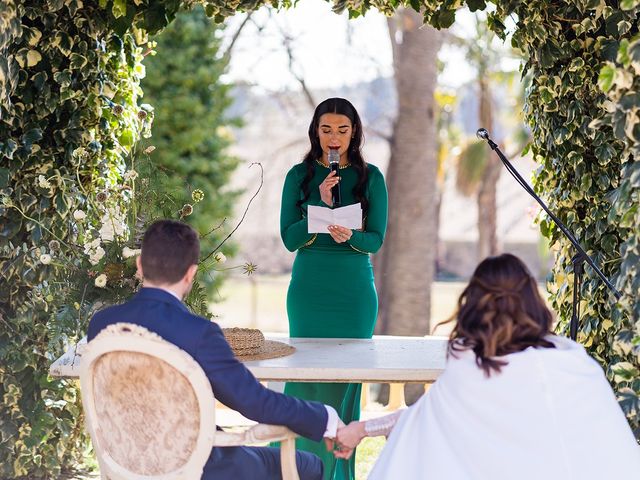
left=323, top=418, right=346, bottom=452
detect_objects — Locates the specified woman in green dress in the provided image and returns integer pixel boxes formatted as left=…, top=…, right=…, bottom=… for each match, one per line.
left=280, top=98, right=388, bottom=480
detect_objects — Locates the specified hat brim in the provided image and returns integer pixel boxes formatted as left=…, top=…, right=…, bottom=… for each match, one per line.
left=234, top=340, right=296, bottom=362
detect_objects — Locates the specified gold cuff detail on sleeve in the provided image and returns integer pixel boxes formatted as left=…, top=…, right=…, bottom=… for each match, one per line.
left=302, top=234, right=318, bottom=248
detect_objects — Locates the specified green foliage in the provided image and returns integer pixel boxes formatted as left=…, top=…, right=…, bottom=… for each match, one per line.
left=599, top=33, right=640, bottom=437
left=140, top=6, right=241, bottom=295
left=0, top=0, right=150, bottom=475
left=485, top=0, right=640, bottom=439
left=0, top=1, right=244, bottom=476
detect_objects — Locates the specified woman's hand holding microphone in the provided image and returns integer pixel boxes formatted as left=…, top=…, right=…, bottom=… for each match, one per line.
left=319, top=171, right=353, bottom=244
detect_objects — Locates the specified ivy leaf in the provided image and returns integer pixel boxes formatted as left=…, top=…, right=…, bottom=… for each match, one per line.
left=0, top=168, right=9, bottom=188
left=112, top=0, right=127, bottom=19
left=21, top=128, right=43, bottom=147
left=434, top=9, right=456, bottom=29
left=620, top=0, right=639, bottom=10
left=598, top=64, right=615, bottom=92
left=617, top=388, right=640, bottom=416
left=32, top=71, right=48, bottom=90
left=617, top=39, right=630, bottom=66
left=69, top=53, right=87, bottom=70
left=466, top=0, right=486, bottom=12
left=52, top=31, right=74, bottom=56
left=26, top=50, right=42, bottom=67
left=53, top=70, right=72, bottom=87
left=118, top=128, right=134, bottom=146
left=1, top=139, right=17, bottom=159
left=628, top=37, right=640, bottom=66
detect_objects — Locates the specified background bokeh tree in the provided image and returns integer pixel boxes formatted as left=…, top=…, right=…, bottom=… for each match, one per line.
left=141, top=5, right=241, bottom=295
left=375, top=8, right=441, bottom=337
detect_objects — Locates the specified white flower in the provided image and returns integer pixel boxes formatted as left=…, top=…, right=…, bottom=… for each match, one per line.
left=39, top=254, right=52, bottom=265
left=99, top=210, right=127, bottom=242
left=99, top=221, right=115, bottom=242
left=214, top=252, right=226, bottom=264
left=122, top=246, right=141, bottom=258
left=38, top=175, right=51, bottom=189
left=73, top=209, right=86, bottom=221
left=83, top=237, right=101, bottom=253
left=89, top=246, right=105, bottom=265
left=94, top=274, right=107, bottom=288
left=123, top=170, right=139, bottom=181
left=83, top=237, right=105, bottom=265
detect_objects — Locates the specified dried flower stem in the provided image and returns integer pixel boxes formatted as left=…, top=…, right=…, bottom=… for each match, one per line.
left=200, top=162, right=264, bottom=265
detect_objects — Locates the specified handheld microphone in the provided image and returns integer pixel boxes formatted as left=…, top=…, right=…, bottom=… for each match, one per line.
left=328, top=148, right=341, bottom=207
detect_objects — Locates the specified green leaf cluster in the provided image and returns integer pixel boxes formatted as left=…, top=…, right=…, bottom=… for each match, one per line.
left=484, top=0, right=640, bottom=440
left=0, top=2, right=242, bottom=476
left=0, top=0, right=150, bottom=476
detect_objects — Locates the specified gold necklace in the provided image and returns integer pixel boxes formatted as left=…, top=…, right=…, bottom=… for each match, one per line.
left=315, top=158, right=351, bottom=169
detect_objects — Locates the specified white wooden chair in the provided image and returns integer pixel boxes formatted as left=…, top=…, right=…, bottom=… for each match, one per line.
left=80, top=322, right=300, bottom=480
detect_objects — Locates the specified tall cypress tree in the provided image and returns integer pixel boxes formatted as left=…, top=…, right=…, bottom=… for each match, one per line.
left=141, top=5, right=240, bottom=296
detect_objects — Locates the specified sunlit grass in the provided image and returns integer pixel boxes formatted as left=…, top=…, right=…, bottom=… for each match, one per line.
left=356, top=436, right=387, bottom=479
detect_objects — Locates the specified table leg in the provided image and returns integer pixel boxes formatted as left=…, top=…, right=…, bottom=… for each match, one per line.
left=360, top=383, right=370, bottom=410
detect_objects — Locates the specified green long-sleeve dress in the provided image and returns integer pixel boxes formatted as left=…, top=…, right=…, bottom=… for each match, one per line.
left=280, top=160, right=388, bottom=480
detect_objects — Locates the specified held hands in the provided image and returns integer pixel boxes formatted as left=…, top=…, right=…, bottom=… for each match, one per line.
left=327, top=421, right=366, bottom=460
left=319, top=170, right=339, bottom=207
left=324, top=419, right=353, bottom=458
left=336, top=421, right=366, bottom=457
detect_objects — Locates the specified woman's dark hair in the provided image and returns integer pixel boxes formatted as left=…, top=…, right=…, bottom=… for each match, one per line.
left=441, top=253, right=555, bottom=376
left=141, top=220, right=200, bottom=284
left=297, top=98, right=369, bottom=214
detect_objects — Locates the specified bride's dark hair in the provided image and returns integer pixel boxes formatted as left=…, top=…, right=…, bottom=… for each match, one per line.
left=297, top=98, right=369, bottom=214
left=439, top=253, right=555, bottom=376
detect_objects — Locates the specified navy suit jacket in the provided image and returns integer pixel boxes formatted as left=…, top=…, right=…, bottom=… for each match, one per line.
left=87, top=288, right=328, bottom=452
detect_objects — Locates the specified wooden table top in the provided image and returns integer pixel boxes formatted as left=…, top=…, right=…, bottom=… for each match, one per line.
left=50, top=335, right=448, bottom=383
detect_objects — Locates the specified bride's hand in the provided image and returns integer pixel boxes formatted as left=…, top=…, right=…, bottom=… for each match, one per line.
left=336, top=421, right=366, bottom=450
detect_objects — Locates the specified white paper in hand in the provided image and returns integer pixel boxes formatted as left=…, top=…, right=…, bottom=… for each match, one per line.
left=308, top=203, right=362, bottom=233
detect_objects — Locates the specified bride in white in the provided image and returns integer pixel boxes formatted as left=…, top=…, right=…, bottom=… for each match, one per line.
left=335, top=254, right=640, bottom=479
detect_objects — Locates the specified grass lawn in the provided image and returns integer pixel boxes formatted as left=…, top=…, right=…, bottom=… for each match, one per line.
left=356, top=437, right=387, bottom=479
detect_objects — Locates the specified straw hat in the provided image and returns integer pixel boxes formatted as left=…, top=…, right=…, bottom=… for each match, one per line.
left=222, top=327, right=295, bottom=361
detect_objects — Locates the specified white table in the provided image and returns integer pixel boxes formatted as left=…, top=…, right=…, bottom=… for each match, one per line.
left=49, top=335, right=448, bottom=383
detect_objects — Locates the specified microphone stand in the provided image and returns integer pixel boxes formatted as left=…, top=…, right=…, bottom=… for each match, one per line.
left=476, top=128, right=622, bottom=341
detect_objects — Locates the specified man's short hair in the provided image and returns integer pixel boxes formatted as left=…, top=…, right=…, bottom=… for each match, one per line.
left=141, top=220, right=200, bottom=284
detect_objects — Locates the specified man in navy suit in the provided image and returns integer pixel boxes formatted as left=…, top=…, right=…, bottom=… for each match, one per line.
left=88, top=220, right=341, bottom=479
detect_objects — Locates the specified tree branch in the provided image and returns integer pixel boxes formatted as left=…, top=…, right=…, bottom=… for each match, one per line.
left=220, top=12, right=253, bottom=61
left=199, top=162, right=264, bottom=265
